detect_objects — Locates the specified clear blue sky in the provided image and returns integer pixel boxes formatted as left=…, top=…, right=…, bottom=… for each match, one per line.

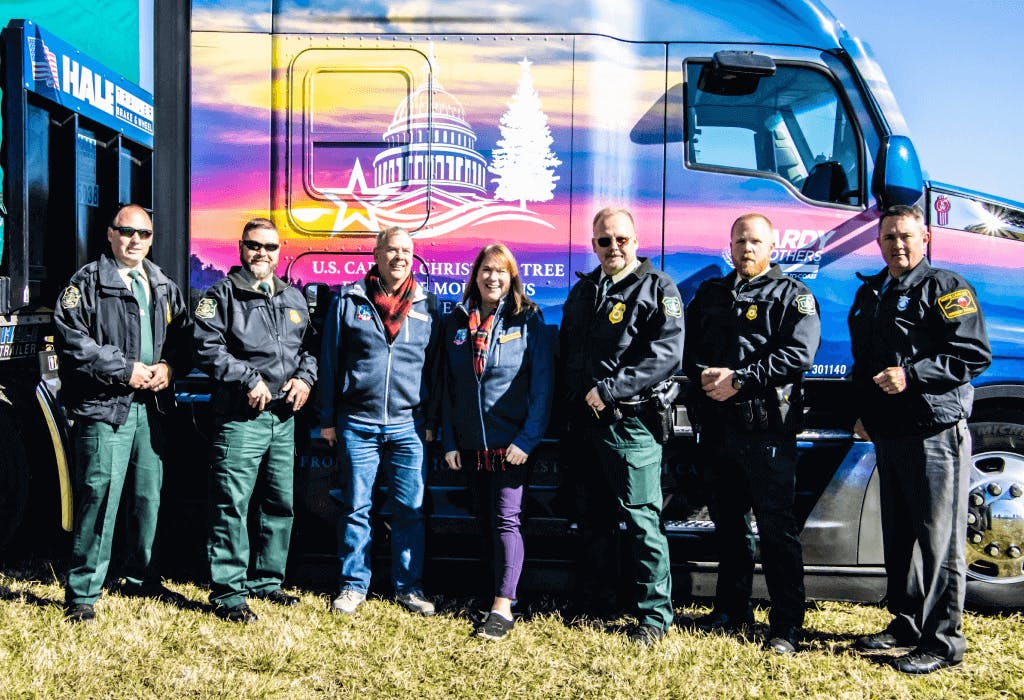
left=826, top=0, right=1024, bottom=203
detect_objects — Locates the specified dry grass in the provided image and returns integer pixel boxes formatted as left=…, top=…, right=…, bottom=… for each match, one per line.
left=0, top=564, right=1021, bottom=699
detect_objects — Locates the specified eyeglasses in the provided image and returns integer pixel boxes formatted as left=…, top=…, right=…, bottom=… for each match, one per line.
left=241, top=239, right=280, bottom=252
left=111, top=226, right=153, bottom=239
left=595, top=236, right=634, bottom=248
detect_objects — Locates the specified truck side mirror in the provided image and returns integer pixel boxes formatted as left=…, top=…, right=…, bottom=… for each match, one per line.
left=871, top=135, right=924, bottom=210
left=697, top=51, right=776, bottom=96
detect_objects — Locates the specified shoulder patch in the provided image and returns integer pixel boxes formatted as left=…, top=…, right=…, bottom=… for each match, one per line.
left=662, top=295, right=683, bottom=318
left=195, top=297, right=217, bottom=319
left=938, top=288, right=978, bottom=319
left=61, top=285, right=81, bottom=309
left=795, top=294, right=816, bottom=315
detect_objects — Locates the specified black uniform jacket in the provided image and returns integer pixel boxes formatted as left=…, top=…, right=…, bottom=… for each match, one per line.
left=193, top=267, right=318, bottom=420
left=54, top=253, right=192, bottom=425
left=683, top=264, right=820, bottom=434
left=559, top=258, right=684, bottom=406
left=848, top=259, right=991, bottom=437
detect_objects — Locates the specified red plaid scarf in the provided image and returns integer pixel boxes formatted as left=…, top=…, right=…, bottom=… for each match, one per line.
left=365, top=266, right=415, bottom=343
left=473, top=447, right=507, bottom=472
left=467, top=304, right=496, bottom=378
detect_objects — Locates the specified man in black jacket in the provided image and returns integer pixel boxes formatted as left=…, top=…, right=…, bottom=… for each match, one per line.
left=849, top=204, right=990, bottom=673
left=55, top=204, right=192, bottom=623
left=193, top=218, right=317, bottom=623
left=559, top=207, right=684, bottom=645
left=683, top=213, right=820, bottom=654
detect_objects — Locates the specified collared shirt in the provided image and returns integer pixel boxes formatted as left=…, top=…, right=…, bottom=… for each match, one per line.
left=115, top=259, right=149, bottom=303
left=734, top=265, right=770, bottom=291
left=236, top=266, right=270, bottom=293
left=600, top=258, right=641, bottom=288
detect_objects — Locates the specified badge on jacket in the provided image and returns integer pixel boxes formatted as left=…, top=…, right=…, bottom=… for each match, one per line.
left=745, top=304, right=758, bottom=320
left=896, top=295, right=910, bottom=312
left=195, top=298, right=217, bottom=319
left=166, top=301, right=172, bottom=324
left=454, top=328, right=468, bottom=345
left=289, top=309, right=302, bottom=324
left=938, top=289, right=978, bottom=319
left=61, top=285, right=81, bottom=309
left=609, top=302, right=626, bottom=324
left=356, top=305, right=373, bottom=321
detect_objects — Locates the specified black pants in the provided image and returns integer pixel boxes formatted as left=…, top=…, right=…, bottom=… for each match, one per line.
left=873, top=420, right=971, bottom=662
left=700, top=426, right=804, bottom=634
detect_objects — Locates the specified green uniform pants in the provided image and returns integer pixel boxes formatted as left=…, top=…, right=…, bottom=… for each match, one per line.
left=587, top=415, right=673, bottom=630
left=208, top=411, right=295, bottom=609
left=66, top=403, right=164, bottom=605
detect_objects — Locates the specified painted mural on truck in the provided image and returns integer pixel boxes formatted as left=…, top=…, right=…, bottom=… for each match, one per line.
left=188, top=10, right=1024, bottom=383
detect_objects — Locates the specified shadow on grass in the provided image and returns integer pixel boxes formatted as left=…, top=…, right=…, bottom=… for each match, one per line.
left=0, top=584, right=62, bottom=609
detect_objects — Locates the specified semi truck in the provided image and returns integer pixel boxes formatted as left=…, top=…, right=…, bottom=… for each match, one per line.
left=2, top=0, right=1022, bottom=608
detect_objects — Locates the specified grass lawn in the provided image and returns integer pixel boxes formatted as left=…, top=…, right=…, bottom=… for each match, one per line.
left=0, top=564, right=1021, bottom=699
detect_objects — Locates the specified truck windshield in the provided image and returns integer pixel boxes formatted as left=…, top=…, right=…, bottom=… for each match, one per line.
left=686, top=62, right=861, bottom=207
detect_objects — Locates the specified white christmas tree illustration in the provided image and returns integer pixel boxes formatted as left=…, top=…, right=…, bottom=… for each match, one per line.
left=488, top=58, right=561, bottom=208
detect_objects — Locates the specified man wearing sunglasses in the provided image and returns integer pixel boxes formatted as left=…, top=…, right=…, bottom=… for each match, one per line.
left=558, top=207, right=685, bottom=645
left=683, top=213, right=820, bottom=655
left=55, top=204, right=192, bottom=623
left=193, top=217, right=317, bottom=623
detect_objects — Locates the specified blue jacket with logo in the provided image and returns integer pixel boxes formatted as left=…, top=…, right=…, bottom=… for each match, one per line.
left=441, top=301, right=554, bottom=455
left=318, top=281, right=440, bottom=429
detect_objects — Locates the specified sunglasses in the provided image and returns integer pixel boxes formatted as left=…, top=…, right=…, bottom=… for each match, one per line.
left=595, top=236, right=634, bottom=248
left=111, top=226, right=153, bottom=240
left=241, top=239, right=280, bottom=252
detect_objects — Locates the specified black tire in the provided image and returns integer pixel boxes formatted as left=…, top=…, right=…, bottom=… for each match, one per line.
left=0, top=405, right=30, bottom=550
left=965, top=422, right=1024, bottom=610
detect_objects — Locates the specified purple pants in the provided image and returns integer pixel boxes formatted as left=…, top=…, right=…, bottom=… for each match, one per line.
left=467, top=458, right=526, bottom=601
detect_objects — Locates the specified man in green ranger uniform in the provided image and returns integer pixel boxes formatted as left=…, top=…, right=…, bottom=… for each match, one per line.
left=193, top=218, right=317, bottom=623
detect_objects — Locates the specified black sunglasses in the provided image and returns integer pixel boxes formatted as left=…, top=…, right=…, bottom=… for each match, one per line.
left=241, top=239, right=280, bottom=252
left=111, top=226, right=153, bottom=240
left=595, top=235, right=634, bottom=248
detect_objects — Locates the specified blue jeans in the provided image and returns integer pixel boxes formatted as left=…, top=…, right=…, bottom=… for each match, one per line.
left=336, top=422, right=426, bottom=594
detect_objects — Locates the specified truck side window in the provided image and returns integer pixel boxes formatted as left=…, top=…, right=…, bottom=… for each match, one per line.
left=686, top=63, right=861, bottom=207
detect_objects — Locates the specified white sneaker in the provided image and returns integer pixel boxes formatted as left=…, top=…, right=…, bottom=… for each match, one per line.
left=396, top=590, right=435, bottom=616
left=331, top=589, right=366, bottom=614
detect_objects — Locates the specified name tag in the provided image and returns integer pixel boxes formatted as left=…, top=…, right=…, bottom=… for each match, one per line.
left=408, top=310, right=429, bottom=321
left=499, top=331, right=522, bottom=343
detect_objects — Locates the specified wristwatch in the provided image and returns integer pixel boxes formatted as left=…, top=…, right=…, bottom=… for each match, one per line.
left=732, top=373, right=745, bottom=391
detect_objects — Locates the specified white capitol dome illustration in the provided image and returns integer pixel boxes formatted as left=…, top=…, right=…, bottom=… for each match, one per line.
left=373, top=68, right=488, bottom=194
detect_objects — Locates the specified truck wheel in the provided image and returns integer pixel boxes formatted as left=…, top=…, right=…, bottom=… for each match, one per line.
left=966, top=422, right=1024, bottom=609
left=0, top=407, right=30, bottom=550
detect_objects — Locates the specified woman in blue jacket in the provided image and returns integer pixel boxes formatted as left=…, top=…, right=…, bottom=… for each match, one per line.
left=442, top=243, right=554, bottom=640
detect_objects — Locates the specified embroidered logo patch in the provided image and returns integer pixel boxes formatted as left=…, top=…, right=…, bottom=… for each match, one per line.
left=609, top=302, right=626, bottom=324
left=356, top=304, right=373, bottom=321
left=195, top=297, right=217, bottom=319
left=61, top=285, right=81, bottom=309
left=662, top=296, right=683, bottom=318
left=938, top=289, right=978, bottom=319
left=453, top=328, right=468, bottom=345
left=896, top=295, right=910, bottom=312
left=289, top=309, right=302, bottom=324
left=745, top=304, right=758, bottom=321
left=795, top=295, right=815, bottom=315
